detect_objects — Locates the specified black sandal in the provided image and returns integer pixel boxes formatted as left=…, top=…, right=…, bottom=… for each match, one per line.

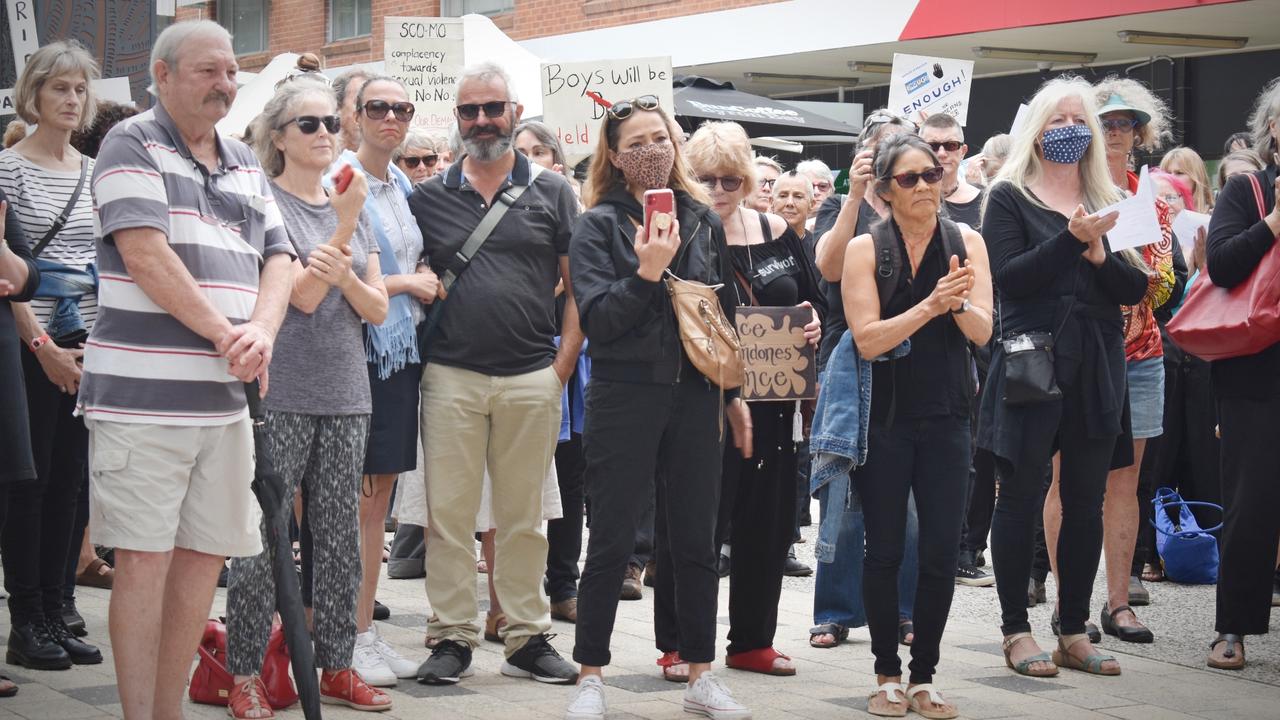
left=809, top=623, right=848, bottom=649
left=898, top=620, right=914, bottom=646
left=1207, top=633, right=1245, bottom=670
left=1051, top=610, right=1101, bottom=644
left=1100, top=604, right=1153, bottom=643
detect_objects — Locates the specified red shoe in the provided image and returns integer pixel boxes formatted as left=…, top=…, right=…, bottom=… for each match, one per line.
left=227, top=677, right=275, bottom=719
left=320, top=668, right=393, bottom=712
left=726, top=647, right=797, bottom=676
left=657, top=651, right=689, bottom=683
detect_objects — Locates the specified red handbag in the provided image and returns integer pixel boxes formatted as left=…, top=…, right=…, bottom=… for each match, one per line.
left=1167, top=173, right=1280, bottom=361
left=189, top=619, right=299, bottom=709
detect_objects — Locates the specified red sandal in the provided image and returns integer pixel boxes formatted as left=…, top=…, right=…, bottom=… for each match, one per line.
left=656, top=651, right=689, bottom=683
left=228, top=676, right=276, bottom=719
left=726, top=647, right=797, bottom=676
left=320, top=668, right=392, bottom=712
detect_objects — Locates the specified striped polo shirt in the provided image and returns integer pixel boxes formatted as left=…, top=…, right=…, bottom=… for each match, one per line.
left=78, top=101, right=294, bottom=425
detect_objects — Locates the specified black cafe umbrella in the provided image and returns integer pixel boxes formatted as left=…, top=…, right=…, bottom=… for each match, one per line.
left=672, top=75, right=861, bottom=138
left=245, top=380, right=322, bottom=719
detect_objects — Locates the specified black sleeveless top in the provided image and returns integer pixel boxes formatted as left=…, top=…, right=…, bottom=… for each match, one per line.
left=868, top=220, right=971, bottom=423
left=729, top=212, right=813, bottom=308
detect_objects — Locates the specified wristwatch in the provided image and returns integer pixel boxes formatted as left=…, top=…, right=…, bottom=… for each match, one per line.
left=951, top=300, right=972, bottom=316
left=28, top=333, right=51, bottom=352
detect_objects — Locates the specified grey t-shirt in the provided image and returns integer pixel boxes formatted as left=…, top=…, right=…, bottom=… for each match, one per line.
left=267, top=182, right=379, bottom=416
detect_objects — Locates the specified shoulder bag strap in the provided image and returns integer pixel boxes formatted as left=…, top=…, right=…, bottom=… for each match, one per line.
left=32, top=155, right=90, bottom=257
left=1247, top=172, right=1267, bottom=221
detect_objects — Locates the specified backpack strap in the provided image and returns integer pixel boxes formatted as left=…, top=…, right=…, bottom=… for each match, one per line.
left=938, top=216, right=968, bottom=266
left=870, top=218, right=900, bottom=314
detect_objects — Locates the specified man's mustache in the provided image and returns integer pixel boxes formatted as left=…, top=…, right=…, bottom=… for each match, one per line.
left=204, top=90, right=233, bottom=106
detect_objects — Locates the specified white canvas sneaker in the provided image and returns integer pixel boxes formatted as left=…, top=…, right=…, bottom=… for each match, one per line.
left=352, top=630, right=398, bottom=687
left=565, top=675, right=606, bottom=720
left=684, top=672, right=751, bottom=719
left=372, top=627, right=419, bottom=679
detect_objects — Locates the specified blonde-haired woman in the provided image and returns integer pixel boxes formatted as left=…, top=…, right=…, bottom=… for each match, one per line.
left=1160, top=147, right=1214, bottom=213
left=979, top=77, right=1148, bottom=678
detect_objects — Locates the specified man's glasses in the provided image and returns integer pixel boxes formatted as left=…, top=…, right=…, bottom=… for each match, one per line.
left=400, top=154, right=439, bottom=169
left=1101, top=117, right=1138, bottom=132
left=362, top=100, right=415, bottom=122
left=455, top=101, right=512, bottom=121
left=698, top=175, right=744, bottom=192
left=812, top=181, right=833, bottom=193
left=607, top=95, right=661, bottom=121
left=891, top=166, right=945, bottom=188
left=758, top=177, right=777, bottom=189
left=278, top=115, right=340, bottom=135
left=927, top=140, right=963, bottom=153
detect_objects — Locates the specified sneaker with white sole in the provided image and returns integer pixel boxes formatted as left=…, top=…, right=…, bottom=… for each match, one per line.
left=371, top=627, right=418, bottom=679
left=955, top=564, right=996, bottom=587
left=353, top=631, right=398, bottom=687
left=684, top=672, right=750, bottom=719
left=565, top=675, right=606, bottom=720
left=501, top=633, right=578, bottom=684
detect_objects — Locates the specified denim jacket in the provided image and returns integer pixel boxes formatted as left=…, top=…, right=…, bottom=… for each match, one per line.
left=810, top=329, right=909, bottom=563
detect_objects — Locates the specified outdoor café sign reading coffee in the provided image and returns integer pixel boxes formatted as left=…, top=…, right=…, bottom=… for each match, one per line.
left=736, top=306, right=817, bottom=402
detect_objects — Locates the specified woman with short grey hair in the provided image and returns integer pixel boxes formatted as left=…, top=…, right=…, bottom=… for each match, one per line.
left=394, top=127, right=442, bottom=186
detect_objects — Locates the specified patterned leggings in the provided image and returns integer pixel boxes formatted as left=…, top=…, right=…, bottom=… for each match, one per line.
left=226, top=411, right=369, bottom=674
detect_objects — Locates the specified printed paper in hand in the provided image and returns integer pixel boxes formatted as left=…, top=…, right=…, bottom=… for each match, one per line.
left=1098, top=166, right=1162, bottom=252
left=1172, top=209, right=1211, bottom=252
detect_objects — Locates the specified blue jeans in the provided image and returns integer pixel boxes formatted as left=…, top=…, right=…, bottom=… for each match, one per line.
left=812, top=480, right=918, bottom=628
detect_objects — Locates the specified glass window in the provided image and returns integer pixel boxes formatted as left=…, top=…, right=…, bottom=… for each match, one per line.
left=330, top=0, right=372, bottom=41
left=218, top=0, right=268, bottom=56
left=440, top=0, right=515, bottom=17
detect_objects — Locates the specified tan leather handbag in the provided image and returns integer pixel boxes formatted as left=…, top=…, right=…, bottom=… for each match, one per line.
left=664, top=271, right=745, bottom=390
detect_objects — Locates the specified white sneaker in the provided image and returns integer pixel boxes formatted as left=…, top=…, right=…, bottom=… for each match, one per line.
left=684, top=672, right=750, bottom=719
left=565, top=675, right=606, bottom=720
left=353, top=630, right=398, bottom=687
left=372, top=627, right=419, bottom=679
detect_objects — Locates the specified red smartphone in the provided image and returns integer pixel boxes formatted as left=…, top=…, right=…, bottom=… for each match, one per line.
left=643, top=188, right=674, bottom=236
left=332, top=164, right=354, bottom=193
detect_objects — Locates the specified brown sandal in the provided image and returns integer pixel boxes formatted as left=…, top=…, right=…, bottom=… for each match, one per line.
left=484, top=612, right=507, bottom=643
left=1207, top=633, right=1245, bottom=670
left=75, top=558, right=113, bottom=589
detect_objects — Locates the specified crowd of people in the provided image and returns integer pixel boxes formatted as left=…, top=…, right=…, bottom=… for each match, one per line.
left=1, top=18, right=1279, bottom=720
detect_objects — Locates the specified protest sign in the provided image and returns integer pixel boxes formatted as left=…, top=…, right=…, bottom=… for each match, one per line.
left=1099, top=166, right=1162, bottom=252
left=736, top=306, right=817, bottom=402
left=384, top=17, right=465, bottom=131
left=887, top=53, right=975, bottom=125
left=540, top=56, right=674, bottom=164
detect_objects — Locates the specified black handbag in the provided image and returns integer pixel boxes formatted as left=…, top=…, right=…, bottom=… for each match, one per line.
left=1000, top=331, right=1060, bottom=405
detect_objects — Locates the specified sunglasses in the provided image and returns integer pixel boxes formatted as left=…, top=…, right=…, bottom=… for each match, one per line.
left=279, top=115, right=340, bottom=134
left=891, top=166, right=945, bottom=188
left=455, top=101, right=512, bottom=121
left=400, top=154, right=439, bottom=169
left=698, top=175, right=744, bottom=192
left=863, top=110, right=918, bottom=132
left=362, top=100, right=415, bottom=122
left=607, top=95, right=661, bottom=121
left=1100, top=117, right=1138, bottom=132
left=927, top=140, right=963, bottom=153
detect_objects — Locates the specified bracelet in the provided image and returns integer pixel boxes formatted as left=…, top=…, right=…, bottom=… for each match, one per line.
left=28, top=333, right=51, bottom=353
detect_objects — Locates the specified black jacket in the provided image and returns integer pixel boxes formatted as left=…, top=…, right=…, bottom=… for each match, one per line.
left=570, top=187, right=736, bottom=390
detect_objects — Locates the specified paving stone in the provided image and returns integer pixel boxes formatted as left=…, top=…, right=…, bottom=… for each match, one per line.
left=604, top=673, right=677, bottom=694
left=970, top=673, right=1071, bottom=693
left=392, top=681, right=478, bottom=698
left=381, top=612, right=431, bottom=629
left=60, top=684, right=119, bottom=705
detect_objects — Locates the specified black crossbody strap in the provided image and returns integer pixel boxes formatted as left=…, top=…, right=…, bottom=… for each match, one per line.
left=32, top=155, right=90, bottom=257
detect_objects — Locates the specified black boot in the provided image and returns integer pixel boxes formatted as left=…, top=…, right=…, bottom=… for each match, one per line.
left=45, top=617, right=102, bottom=665
left=62, top=599, right=87, bottom=638
left=6, top=621, right=72, bottom=670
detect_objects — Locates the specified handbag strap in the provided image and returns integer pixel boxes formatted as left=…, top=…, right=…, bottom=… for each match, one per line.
left=32, top=155, right=90, bottom=258
left=1246, top=172, right=1267, bottom=221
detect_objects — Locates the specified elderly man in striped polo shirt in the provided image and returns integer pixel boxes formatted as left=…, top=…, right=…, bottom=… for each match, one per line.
left=80, top=20, right=294, bottom=719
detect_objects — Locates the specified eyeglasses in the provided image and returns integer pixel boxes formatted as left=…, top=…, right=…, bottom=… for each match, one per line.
left=1100, top=117, right=1138, bottom=132
left=813, top=181, right=833, bottom=193
left=455, top=101, right=512, bottom=121
left=400, top=154, right=439, bottom=169
left=891, top=166, right=945, bottom=188
left=927, top=140, right=963, bottom=153
left=607, top=95, right=661, bottom=121
left=361, top=100, right=415, bottom=122
left=698, top=175, right=745, bottom=192
left=1158, top=192, right=1184, bottom=205
left=758, top=177, right=777, bottom=189
left=278, top=115, right=340, bottom=134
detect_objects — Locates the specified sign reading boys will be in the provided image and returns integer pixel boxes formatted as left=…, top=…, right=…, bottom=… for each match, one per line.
left=736, top=306, right=817, bottom=402
left=384, top=17, right=465, bottom=131
left=886, top=53, right=975, bottom=125
left=540, top=56, right=674, bottom=165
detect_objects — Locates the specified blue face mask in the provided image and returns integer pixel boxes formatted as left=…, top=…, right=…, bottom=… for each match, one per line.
left=1040, top=124, right=1093, bottom=164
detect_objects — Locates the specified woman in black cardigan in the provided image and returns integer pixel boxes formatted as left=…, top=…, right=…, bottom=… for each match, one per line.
left=1203, top=76, right=1280, bottom=671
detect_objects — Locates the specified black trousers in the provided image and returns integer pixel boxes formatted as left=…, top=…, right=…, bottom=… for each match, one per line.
left=1031, top=467, right=1053, bottom=583
left=63, top=478, right=91, bottom=603
left=1215, top=394, right=1280, bottom=635
left=959, top=448, right=996, bottom=565
left=991, top=386, right=1116, bottom=637
left=629, top=495, right=655, bottom=570
left=725, top=403, right=798, bottom=656
left=572, top=376, right=722, bottom=667
left=2, top=350, right=87, bottom=626
left=545, top=433, right=585, bottom=603
left=855, top=416, right=969, bottom=684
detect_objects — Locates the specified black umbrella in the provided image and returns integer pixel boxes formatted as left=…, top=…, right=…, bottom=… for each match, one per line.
left=672, top=75, right=861, bottom=137
left=244, top=380, right=322, bottom=719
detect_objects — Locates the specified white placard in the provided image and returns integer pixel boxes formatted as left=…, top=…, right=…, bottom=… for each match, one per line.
left=1098, top=166, right=1163, bottom=252
left=93, top=77, right=135, bottom=107
left=887, top=53, right=974, bottom=125
left=6, top=0, right=38, bottom=74
left=1172, top=209, right=1211, bottom=252
left=157, top=0, right=177, bottom=16
left=383, top=17, right=465, bottom=132
left=540, top=56, right=674, bottom=165
left=1010, top=103, right=1030, bottom=138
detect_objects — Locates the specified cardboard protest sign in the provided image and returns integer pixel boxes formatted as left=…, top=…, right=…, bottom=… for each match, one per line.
left=384, top=17, right=465, bottom=131
left=540, top=56, right=674, bottom=165
left=736, top=306, right=817, bottom=402
left=887, top=53, right=975, bottom=125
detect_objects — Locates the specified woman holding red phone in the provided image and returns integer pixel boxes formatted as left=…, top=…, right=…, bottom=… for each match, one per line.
left=565, top=96, right=752, bottom=720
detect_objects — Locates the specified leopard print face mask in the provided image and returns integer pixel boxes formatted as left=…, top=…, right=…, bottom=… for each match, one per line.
left=614, top=142, right=676, bottom=191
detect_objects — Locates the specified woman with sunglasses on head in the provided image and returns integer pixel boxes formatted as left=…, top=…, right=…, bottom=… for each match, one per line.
left=839, top=133, right=991, bottom=718
left=225, top=78, right=392, bottom=717
left=980, top=77, right=1148, bottom=682
left=394, top=127, right=443, bottom=186
left=565, top=96, right=753, bottom=720
left=683, top=120, right=823, bottom=680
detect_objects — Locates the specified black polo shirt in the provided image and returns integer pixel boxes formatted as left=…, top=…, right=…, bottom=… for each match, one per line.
left=409, top=151, right=578, bottom=376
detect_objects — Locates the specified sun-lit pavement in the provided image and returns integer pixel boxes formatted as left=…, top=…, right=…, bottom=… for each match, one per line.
left=3, top=499, right=1279, bottom=719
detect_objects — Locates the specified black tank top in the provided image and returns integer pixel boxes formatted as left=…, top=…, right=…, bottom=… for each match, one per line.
left=868, top=221, right=971, bottom=423
left=730, top=213, right=803, bottom=307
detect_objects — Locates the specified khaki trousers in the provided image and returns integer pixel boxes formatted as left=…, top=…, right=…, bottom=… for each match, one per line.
left=420, top=362, right=562, bottom=654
